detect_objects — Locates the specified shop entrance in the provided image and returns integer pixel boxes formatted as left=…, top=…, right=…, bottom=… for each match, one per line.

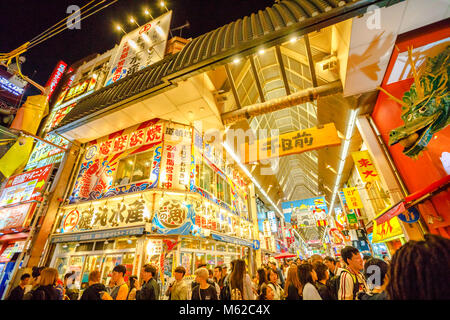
left=50, top=238, right=138, bottom=289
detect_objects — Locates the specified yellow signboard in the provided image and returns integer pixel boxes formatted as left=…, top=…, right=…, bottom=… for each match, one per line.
left=343, top=187, right=363, bottom=209
left=351, top=150, right=380, bottom=182
left=372, top=216, right=403, bottom=243
left=241, top=123, right=341, bottom=164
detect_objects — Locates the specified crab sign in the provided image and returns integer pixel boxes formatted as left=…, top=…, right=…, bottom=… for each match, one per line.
left=379, top=45, right=450, bottom=159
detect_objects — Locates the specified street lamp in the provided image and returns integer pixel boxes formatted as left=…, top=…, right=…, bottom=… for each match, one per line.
left=129, top=16, right=140, bottom=27
left=160, top=1, right=169, bottom=12
left=116, top=24, right=127, bottom=35
left=144, top=8, right=154, bottom=19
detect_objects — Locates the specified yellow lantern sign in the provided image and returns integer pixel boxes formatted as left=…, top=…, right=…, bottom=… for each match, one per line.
left=241, top=123, right=341, bottom=164
left=351, top=150, right=380, bottom=182
left=343, top=187, right=363, bottom=210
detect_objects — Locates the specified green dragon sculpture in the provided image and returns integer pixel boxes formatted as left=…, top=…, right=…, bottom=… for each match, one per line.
left=385, top=45, right=450, bottom=159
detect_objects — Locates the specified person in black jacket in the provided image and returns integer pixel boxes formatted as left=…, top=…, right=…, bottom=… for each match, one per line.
left=80, top=270, right=107, bottom=300
left=135, top=264, right=159, bottom=300
left=191, top=268, right=217, bottom=300
left=31, top=268, right=59, bottom=300
left=313, top=261, right=333, bottom=300
left=7, top=273, right=30, bottom=300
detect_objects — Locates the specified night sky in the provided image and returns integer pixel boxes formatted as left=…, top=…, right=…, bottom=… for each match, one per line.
left=0, top=0, right=274, bottom=96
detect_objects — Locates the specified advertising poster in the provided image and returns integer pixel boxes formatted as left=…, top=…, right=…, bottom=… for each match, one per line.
left=105, top=11, right=172, bottom=86
left=282, top=196, right=328, bottom=226
left=0, top=202, right=36, bottom=232
left=152, top=195, right=197, bottom=236
left=25, top=133, right=68, bottom=171
left=0, top=164, right=53, bottom=206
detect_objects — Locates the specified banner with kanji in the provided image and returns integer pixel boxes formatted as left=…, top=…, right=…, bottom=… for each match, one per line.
left=372, top=216, right=403, bottom=243
left=241, top=123, right=341, bottom=164
left=343, top=187, right=363, bottom=210
left=351, top=150, right=379, bottom=182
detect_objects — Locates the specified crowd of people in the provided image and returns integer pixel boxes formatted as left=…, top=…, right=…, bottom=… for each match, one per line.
left=5, top=234, right=449, bottom=301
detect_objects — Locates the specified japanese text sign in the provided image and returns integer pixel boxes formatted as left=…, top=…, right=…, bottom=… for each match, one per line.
left=343, top=187, right=363, bottom=210
left=372, top=216, right=403, bottom=243
left=105, top=11, right=172, bottom=86
left=351, top=150, right=379, bottom=182
left=241, top=123, right=341, bottom=164
left=59, top=198, right=152, bottom=233
left=0, top=164, right=53, bottom=206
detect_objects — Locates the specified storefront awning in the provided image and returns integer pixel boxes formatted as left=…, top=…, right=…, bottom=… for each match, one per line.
left=210, top=232, right=253, bottom=248
left=375, top=175, right=450, bottom=225
left=50, top=224, right=149, bottom=243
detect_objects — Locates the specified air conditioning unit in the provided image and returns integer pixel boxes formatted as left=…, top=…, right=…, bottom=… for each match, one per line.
left=315, top=55, right=339, bottom=82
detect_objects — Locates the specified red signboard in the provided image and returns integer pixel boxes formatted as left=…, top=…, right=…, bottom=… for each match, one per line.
left=45, top=60, right=67, bottom=101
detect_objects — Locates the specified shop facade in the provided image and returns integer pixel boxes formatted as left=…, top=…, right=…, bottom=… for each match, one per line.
left=43, top=118, right=258, bottom=294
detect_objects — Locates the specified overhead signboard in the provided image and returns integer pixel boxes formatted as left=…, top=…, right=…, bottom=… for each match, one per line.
left=45, top=60, right=67, bottom=101
left=372, top=216, right=403, bottom=243
left=351, top=150, right=380, bottom=182
left=0, top=164, right=53, bottom=206
left=282, top=196, right=328, bottom=226
left=0, top=203, right=36, bottom=232
left=25, top=133, right=68, bottom=171
left=105, top=11, right=172, bottom=86
left=343, top=187, right=363, bottom=210
left=241, top=123, right=341, bottom=164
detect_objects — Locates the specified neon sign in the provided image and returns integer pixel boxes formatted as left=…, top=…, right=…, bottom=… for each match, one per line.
left=45, top=61, right=67, bottom=100
left=0, top=75, right=24, bottom=96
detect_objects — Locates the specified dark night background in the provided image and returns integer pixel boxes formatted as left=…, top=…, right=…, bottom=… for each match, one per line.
left=0, top=0, right=275, bottom=96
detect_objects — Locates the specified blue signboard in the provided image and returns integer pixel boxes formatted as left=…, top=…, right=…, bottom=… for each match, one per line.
left=281, top=196, right=328, bottom=224
left=398, top=207, right=420, bottom=223
left=211, top=233, right=253, bottom=248
left=252, top=240, right=260, bottom=250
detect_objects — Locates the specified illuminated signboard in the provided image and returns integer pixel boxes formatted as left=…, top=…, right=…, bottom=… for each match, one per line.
left=0, top=75, right=24, bottom=96
left=0, top=203, right=36, bottom=232
left=45, top=60, right=67, bottom=100
left=0, top=164, right=53, bottom=206
left=105, top=11, right=172, bottom=86
left=25, top=132, right=68, bottom=171
left=62, top=75, right=97, bottom=103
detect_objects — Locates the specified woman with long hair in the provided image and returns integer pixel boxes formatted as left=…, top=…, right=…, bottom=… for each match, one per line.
left=297, top=263, right=321, bottom=300
left=31, top=268, right=60, bottom=300
left=230, top=259, right=254, bottom=300
left=127, top=275, right=138, bottom=300
left=284, top=264, right=302, bottom=300
left=256, top=267, right=268, bottom=297
left=257, top=283, right=274, bottom=301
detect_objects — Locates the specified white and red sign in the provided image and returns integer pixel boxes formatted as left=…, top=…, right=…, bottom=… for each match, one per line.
left=45, top=60, right=67, bottom=100
left=62, top=209, right=81, bottom=232
left=0, top=164, right=53, bottom=206
left=329, top=228, right=345, bottom=245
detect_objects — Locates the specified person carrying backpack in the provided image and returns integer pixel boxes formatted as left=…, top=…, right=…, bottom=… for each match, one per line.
left=337, top=246, right=367, bottom=300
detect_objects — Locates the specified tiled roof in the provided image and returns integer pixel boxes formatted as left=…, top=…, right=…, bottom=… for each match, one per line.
left=54, top=0, right=403, bottom=132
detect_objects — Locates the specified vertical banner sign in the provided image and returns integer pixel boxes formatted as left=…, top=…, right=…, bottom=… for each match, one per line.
left=351, top=151, right=380, bottom=182
left=45, top=60, right=67, bottom=101
left=343, top=187, right=363, bottom=210
left=105, top=11, right=172, bottom=86
left=159, top=124, right=192, bottom=190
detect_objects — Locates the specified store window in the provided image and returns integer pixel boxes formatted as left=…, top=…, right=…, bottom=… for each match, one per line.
left=199, top=161, right=215, bottom=195
left=75, top=242, right=94, bottom=252
left=201, top=241, right=215, bottom=251
left=217, top=175, right=231, bottom=204
left=216, top=244, right=226, bottom=252
left=207, top=253, right=215, bottom=266
left=194, top=253, right=205, bottom=270
left=181, top=238, right=200, bottom=250
left=115, top=238, right=137, bottom=250
left=227, top=245, right=236, bottom=253
left=216, top=255, right=224, bottom=266
left=58, top=243, right=77, bottom=254
left=114, top=150, right=153, bottom=186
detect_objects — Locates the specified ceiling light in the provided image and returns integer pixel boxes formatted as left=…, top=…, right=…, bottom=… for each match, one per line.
left=232, top=58, right=241, bottom=64
left=258, top=49, right=265, bottom=55
left=290, top=36, right=298, bottom=43
left=128, top=39, right=138, bottom=50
